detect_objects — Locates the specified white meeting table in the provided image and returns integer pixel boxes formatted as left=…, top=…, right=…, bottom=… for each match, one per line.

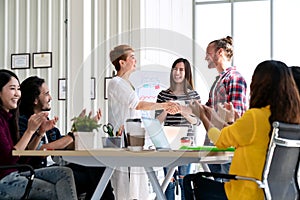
left=13, top=149, right=233, bottom=200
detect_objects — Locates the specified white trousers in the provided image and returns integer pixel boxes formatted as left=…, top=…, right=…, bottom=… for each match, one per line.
left=111, top=167, right=149, bottom=200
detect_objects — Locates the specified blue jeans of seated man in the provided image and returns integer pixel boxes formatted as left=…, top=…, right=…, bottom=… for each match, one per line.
left=164, top=164, right=190, bottom=200
left=0, top=166, right=77, bottom=200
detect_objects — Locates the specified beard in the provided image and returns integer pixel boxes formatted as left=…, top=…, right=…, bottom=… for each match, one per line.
left=208, top=62, right=216, bottom=69
left=41, top=107, right=51, bottom=111
left=37, top=99, right=51, bottom=112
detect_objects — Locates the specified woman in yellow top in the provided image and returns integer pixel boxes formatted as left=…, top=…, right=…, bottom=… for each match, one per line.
left=185, top=60, right=300, bottom=200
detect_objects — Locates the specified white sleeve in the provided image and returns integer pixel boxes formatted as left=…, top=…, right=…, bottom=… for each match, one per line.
left=108, top=77, right=139, bottom=109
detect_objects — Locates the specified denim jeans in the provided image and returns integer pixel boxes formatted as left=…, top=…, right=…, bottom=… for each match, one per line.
left=0, top=166, right=77, bottom=200
left=164, top=164, right=190, bottom=200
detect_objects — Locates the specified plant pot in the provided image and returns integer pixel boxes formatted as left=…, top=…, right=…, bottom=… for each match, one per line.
left=74, top=132, right=102, bottom=150
left=102, top=136, right=122, bottom=148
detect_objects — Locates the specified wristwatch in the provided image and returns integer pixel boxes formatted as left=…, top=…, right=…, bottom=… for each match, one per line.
left=67, top=132, right=75, bottom=141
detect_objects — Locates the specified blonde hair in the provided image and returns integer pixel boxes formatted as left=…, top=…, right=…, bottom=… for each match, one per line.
left=109, top=45, right=134, bottom=71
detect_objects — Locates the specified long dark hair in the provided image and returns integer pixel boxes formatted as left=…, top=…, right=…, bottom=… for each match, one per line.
left=250, top=60, right=300, bottom=126
left=19, top=76, right=45, bottom=117
left=169, top=58, right=194, bottom=96
left=289, top=66, right=300, bottom=94
left=0, top=69, right=20, bottom=143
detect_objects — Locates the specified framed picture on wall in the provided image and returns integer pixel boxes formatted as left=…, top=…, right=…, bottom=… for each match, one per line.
left=91, top=77, right=96, bottom=100
left=33, top=52, right=52, bottom=68
left=58, top=78, right=66, bottom=100
left=104, top=77, right=112, bottom=100
left=11, top=53, right=30, bottom=69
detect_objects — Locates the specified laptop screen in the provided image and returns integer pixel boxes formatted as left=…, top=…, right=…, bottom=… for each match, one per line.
left=142, top=117, right=171, bottom=150
left=142, top=117, right=189, bottom=150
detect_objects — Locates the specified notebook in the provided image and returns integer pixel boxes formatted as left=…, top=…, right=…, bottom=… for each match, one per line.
left=142, top=117, right=188, bottom=150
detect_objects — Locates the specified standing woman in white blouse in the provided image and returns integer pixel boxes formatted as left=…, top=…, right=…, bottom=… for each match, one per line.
left=108, top=45, right=180, bottom=199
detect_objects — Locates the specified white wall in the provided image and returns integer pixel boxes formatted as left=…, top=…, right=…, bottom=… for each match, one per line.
left=0, top=0, right=68, bottom=132
left=0, top=0, right=194, bottom=133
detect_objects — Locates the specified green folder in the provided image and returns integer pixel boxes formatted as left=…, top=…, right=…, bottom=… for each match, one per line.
left=179, top=146, right=235, bottom=152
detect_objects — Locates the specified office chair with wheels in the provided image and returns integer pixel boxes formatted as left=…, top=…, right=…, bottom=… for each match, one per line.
left=184, top=121, right=300, bottom=200
left=0, top=164, right=35, bottom=200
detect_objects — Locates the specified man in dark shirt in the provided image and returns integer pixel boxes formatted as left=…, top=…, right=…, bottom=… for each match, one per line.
left=19, top=76, right=114, bottom=200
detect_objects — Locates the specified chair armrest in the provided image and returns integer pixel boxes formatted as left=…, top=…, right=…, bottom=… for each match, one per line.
left=235, top=176, right=264, bottom=188
left=196, top=172, right=237, bottom=180
left=0, top=164, right=35, bottom=180
left=0, top=164, right=35, bottom=200
left=196, top=172, right=264, bottom=188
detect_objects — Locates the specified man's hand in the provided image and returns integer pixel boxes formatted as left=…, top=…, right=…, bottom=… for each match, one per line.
left=92, top=108, right=102, bottom=122
left=39, top=116, right=58, bottom=134
left=78, top=108, right=102, bottom=122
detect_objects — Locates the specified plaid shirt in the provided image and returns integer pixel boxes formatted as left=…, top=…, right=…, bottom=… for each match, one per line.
left=206, top=66, right=247, bottom=116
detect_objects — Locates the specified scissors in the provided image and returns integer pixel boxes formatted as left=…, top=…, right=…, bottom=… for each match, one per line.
left=103, top=123, right=114, bottom=137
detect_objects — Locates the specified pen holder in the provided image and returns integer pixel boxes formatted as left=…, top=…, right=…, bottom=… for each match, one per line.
left=102, top=136, right=122, bottom=148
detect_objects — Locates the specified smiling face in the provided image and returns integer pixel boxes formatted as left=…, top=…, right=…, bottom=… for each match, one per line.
left=34, top=82, right=52, bottom=112
left=205, top=43, right=218, bottom=69
left=0, top=77, right=21, bottom=112
left=172, top=62, right=186, bottom=84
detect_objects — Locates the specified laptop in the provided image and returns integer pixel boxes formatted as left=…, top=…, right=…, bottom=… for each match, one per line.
left=142, top=117, right=188, bottom=150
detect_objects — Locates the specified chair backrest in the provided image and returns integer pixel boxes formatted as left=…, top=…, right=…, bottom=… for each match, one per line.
left=262, top=121, right=300, bottom=200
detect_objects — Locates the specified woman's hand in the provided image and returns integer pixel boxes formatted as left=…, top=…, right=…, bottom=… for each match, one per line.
left=27, top=112, right=49, bottom=135
left=189, top=100, right=201, bottom=118
left=209, top=108, right=226, bottom=130
left=191, top=101, right=225, bottom=130
left=217, top=102, right=237, bottom=123
left=180, top=105, right=199, bottom=125
left=189, top=100, right=209, bottom=120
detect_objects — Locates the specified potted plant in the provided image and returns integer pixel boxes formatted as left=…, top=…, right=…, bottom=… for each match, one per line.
left=71, top=115, right=102, bottom=150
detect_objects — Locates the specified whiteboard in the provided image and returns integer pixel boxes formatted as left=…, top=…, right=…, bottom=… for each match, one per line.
left=130, top=70, right=170, bottom=102
left=130, top=70, right=170, bottom=118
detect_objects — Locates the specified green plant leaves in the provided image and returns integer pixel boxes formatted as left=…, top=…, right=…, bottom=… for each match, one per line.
left=71, top=115, right=101, bottom=132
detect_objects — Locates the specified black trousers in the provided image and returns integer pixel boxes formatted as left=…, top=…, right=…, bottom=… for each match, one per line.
left=183, top=174, right=227, bottom=200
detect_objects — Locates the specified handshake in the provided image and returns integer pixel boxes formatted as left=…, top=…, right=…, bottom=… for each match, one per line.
left=162, top=99, right=201, bottom=116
